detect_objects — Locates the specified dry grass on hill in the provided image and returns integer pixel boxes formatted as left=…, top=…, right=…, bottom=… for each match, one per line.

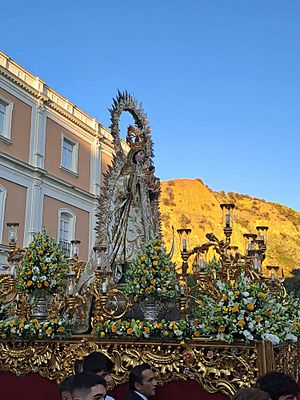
left=160, top=178, right=300, bottom=276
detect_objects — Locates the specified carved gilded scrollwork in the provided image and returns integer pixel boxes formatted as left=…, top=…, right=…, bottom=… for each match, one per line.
left=273, top=341, right=299, bottom=381
left=1, top=338, right=295, bottom=396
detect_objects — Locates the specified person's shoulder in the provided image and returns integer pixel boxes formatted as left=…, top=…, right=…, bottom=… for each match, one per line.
left=122, top=391, right=142, bottom=400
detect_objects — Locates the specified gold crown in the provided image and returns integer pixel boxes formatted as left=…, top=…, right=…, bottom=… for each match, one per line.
left=126, top=125, right=147, bottom=150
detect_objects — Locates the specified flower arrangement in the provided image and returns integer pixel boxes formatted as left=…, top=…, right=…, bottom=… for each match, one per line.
left=124, top=239, right=179, bottom=302
left=0, top=318, right=72, bottom=339
left=95, top=319, right=203, bottom=340
left=193, top=271, right=300, bottom=344
left=17, top=228, right=69, bottom=294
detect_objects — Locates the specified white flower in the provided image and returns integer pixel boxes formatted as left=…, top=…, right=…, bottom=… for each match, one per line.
left=32, top=267, right=39, bottom=273
left=216, top=281, right=225, bottom=290
left=284, top=333, right=297, bottom=342
left=174, top=329, right=183, bottom=337
left=261, top=333, right=280, bottom=345
left=243, top=330, right=254, bottom=340
left=242, top=291, right=250, bottom=297
left=45, top=257, right=52, bottom=263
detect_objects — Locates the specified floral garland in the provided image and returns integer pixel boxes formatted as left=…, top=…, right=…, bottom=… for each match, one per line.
left=0, top=318, right=72, bottom=339
left=125, top=239, right=179, bottom=302
left=95, top=319, right=203, bottom=341
left=17, top=228, right=69, bottom=294
left=192, top=272, right=300, bottom=344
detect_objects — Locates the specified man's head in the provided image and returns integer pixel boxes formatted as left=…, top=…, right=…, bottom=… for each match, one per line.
left=59, top=376, right=73, bottom=400
left=257, top=371, right=299, bottom=400
left=70, top=372, right=107, bottom=400
left=129, top=363, right=157, bottom=398
left=232, top=388, right=270, bottom=400
left=82, top=352, right=114, bottom=384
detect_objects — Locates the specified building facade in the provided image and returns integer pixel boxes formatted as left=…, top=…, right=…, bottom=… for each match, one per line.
left=0, top=50, right=115, bottom=266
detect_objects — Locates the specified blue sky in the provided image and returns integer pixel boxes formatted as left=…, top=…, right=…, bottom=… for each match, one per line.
left=1, top=0, right=300, bottom=211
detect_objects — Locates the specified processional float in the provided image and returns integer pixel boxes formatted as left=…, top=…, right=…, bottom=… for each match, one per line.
left=0, top=92, right=299, bottom=396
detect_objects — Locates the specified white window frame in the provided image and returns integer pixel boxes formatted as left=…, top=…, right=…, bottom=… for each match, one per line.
left=0, top=96, right=13, bottom=142
left=57, top=208, right=76, bottom=256
left=60, top=134, right=79, bottom=174
left=0, top=185, right=7, bottom=243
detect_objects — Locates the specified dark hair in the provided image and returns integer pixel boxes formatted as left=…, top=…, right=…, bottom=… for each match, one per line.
left=58, top=376, right=73, bottom=395
left=82, top=351, right=114, bottom=374
left=74, top=358, right=83, bottom=373
left=232, top=388, right=270, bottom=400
left=129, top=363, right=152, bottom=391
left=70, top=372, right=107, bottom=395
left=257, top=371, right=299, bottom=400
left=132, top=149, right=145, bottom=164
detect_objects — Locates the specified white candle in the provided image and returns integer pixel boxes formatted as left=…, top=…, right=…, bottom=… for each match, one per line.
left=102, top=281, right=107, bottom=293
left=226, top=213, right=230, bottom=227
left=271, top=270, right=275, bottom=282
left=67, top=281, right=74, bottom=297
left=200, top=258, right=205, bottom=271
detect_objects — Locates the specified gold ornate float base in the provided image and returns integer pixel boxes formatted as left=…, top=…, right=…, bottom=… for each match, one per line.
left=0, top=338, right=298, bottom=396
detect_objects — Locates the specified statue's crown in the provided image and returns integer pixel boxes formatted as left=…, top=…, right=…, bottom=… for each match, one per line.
left=126, top=125, right=147, bottom=149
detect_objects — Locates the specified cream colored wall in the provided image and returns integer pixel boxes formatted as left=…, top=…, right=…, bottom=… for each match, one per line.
left=44, top=118, right=91, bottom=192
left=0, top=177, right=27, bottom=247
left=0, top=87, right=32, bottom=163
left=43, top=195, right=90, bottom=260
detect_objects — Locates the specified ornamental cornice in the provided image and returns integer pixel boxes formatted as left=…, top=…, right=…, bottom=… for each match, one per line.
left=0, top=66, right=40, bottom=99
left=0, top=62, right=114, bottom=150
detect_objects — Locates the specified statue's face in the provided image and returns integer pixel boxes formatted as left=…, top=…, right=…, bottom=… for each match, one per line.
left=134, top=150, right=145, bottom=164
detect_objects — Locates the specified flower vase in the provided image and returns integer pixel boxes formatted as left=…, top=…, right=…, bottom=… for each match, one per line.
left=140, top=301, right=162, bottom=322
left=30, top=291, right=52, bottom=320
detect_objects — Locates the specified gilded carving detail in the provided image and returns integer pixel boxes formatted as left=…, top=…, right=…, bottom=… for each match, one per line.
left=0, top=338, right=295, bottom=396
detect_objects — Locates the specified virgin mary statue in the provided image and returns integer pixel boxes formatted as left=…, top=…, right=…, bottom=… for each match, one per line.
left=78, top=91, right=161, bottom=290
left=106, top=125, right=160, bottom=281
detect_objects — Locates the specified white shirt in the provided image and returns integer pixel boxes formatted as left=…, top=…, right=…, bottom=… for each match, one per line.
left=134, top=391, right=148, bottom=400
left=106, top=396, right=115, bottom=400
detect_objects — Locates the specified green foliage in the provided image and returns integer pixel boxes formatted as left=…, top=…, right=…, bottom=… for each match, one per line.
left=125, top=239, right=179, bottom=302
left=206, top=257, right=221, bottom=273
left=17, top=228, right=69, bottom=294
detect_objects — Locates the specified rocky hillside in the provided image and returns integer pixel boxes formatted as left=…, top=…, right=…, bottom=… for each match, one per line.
left=160, top=178, right=300, bottom=276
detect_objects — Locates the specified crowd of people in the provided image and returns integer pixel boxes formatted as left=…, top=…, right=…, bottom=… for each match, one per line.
left=59, top=352, right=156, bottom=400
left=58, top=351, right=299, bottom=400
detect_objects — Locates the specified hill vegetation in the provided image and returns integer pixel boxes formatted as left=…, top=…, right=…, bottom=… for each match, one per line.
left=160, top=178, right=300, bottom=276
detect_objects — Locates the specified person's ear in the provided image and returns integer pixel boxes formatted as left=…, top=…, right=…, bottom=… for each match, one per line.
left=135, top=381, right=143, bottom=392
